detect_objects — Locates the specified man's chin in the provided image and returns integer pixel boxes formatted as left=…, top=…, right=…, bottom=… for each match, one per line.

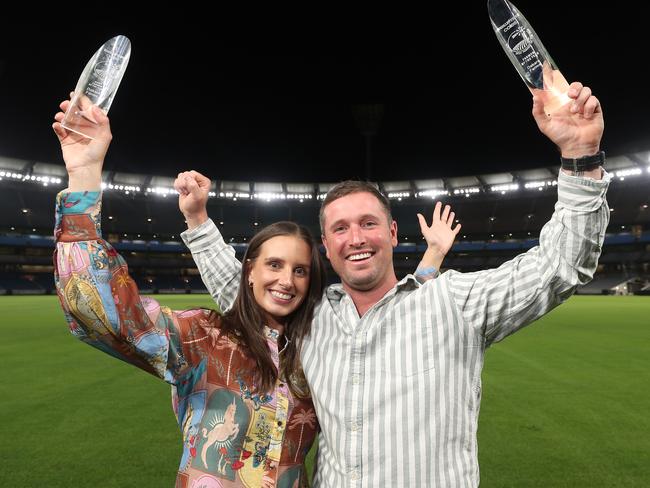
left=343, top=272, right=379, bottom=291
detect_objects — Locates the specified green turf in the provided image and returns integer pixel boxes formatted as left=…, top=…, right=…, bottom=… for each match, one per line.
left=1, top=295, right=648, bottom=487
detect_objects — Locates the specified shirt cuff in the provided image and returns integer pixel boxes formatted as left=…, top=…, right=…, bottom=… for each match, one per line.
left=54, top=190, right=102, bottom=242
left=557, top=168, right=611, bottom=212
left=180, top=218, right=228, bottom=253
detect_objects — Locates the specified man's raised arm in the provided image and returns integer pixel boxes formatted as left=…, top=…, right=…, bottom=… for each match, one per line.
left=445, top=80, right=610, bottom=345
left=176, top=171, right=242, bottom=314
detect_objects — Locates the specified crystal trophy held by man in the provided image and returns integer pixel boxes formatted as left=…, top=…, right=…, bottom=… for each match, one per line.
left=488, top=0, right=570, bottom=116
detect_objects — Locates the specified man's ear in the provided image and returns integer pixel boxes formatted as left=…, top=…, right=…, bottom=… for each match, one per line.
left=390, top=220, right=398, bottom=248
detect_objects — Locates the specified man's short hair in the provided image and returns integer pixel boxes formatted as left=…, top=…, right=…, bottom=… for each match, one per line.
left=319, top=180, right=393, bottom=234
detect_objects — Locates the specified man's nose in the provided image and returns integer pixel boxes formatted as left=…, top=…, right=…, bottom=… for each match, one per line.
left=349, top=226, right=365, bottom=246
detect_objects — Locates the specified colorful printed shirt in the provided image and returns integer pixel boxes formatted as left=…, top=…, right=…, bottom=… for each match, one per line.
left=54, top=190, right=318, bottom=488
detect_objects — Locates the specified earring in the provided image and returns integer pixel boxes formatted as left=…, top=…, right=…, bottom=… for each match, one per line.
left=248, top=281, right=253, bottom=288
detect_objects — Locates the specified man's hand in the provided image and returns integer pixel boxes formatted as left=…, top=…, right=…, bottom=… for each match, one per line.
left=173, top=170, right=211, bottom=230
left=532, top=81, right=604, bottom=159
left=52, top=94, right=112, bottom=191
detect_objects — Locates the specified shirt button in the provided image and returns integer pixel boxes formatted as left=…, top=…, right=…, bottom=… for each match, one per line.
left=350, top=421, right=360, bottom=431
left=350, top=470, right=360, bottom=481
left=351, top=374, right=360, bottom=385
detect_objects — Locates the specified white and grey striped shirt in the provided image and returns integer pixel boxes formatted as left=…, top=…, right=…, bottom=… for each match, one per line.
left=182, top=170, right=610, bottom=487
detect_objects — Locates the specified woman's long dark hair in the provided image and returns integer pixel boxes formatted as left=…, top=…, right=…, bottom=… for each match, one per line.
left=219, top=221, right=326, bottom=397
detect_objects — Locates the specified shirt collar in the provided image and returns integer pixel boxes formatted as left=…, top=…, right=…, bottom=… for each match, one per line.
left=325, top=274, right=420, bottom=302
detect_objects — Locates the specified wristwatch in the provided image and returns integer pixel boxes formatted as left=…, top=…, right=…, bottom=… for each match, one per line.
left=560, top=151, right=605, bottom=173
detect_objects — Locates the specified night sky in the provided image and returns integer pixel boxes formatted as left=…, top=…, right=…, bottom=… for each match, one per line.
left=1, top=3, right=648, bottom=183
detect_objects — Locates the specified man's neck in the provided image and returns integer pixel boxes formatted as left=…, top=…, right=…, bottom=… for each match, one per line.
left=344, top=275, right=399, bottom=317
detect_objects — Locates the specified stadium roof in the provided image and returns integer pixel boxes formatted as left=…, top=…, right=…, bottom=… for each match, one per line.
left=2, top=150, right=648, bottom=203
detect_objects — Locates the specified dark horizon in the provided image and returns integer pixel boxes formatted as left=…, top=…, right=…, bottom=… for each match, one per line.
left=1, top=4, right=647, bottom=182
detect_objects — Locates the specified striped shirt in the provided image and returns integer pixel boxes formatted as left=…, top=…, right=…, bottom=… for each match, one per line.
left=182, top=170, right=611, bottom=487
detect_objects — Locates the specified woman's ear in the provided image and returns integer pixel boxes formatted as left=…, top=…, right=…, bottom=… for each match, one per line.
left=245, top=259, right=254, bottom=287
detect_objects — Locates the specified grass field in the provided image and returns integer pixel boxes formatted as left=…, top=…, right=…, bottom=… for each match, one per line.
left=1, top=294, right=648, bottom=487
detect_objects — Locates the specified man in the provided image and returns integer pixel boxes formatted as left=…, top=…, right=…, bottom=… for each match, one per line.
left=177, top=82, right=610, bottom=487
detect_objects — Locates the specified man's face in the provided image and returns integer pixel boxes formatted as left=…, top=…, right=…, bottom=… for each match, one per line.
left=321, top=192, right=398, bottom=292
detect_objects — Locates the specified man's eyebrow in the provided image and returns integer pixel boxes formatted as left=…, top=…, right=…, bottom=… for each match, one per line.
left=328, top=218, right=347, bottom=230
left=329, top=214, right=380, bottom=229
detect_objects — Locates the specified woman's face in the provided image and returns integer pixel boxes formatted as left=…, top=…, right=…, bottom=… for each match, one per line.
left=248, top=235, right=312, bottom=328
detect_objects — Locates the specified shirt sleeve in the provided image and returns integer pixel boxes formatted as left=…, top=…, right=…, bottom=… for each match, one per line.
left=444, top=170, right=611, bottom=346
left=54, top=190, right=215, bottom=385
left=180, top=218, right=242, bottom=313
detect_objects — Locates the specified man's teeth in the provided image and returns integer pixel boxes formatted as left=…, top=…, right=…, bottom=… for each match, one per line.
left=348, top=252, right=372, bottom=261
left=270, top=290, right=292, bottom=300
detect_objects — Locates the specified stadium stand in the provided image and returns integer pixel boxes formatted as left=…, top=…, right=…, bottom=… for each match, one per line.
left=2, top=154, right=648, bottom=295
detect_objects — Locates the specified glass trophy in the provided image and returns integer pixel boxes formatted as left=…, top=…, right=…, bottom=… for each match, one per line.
left=488, top=0, right=570, bottom=116
left=61, top=35, right=131, bottom=139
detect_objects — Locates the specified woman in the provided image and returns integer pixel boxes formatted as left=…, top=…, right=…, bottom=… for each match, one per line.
left=52, top=99, right=459, bottom=487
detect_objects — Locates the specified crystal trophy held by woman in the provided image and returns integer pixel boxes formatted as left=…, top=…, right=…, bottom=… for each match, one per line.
left=61, top=35, right=131, bottom=139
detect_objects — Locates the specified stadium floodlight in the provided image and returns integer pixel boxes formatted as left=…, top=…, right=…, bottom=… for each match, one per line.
left=416, top=189, right=450, bottom=199
left=219, top=191, right=250, bottom=200
left=524, top=180, right=557, bottom=190
left=490, top=183, right=520, bottom=194
left=285, top=182, right=315, bottom=202
left=2, top=173, right=63, bottom=186
left=387, top=191, right=411, bottom=200
left=453, top=187, right=481, bottom=197
left=147, top=186, right=177, bottom=197
left=0, top=166, right=66, bottom=187
left=32, top=175, right=62, bottom=186
left=0, top=171, right=24, bottom=180
left=253, top=192, right=286, bottom=202
left=287, top=193, right=313, bottom=201
left=615, top=168, right=643, bottom=181
left=252, top=182, right=283, bottom=202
